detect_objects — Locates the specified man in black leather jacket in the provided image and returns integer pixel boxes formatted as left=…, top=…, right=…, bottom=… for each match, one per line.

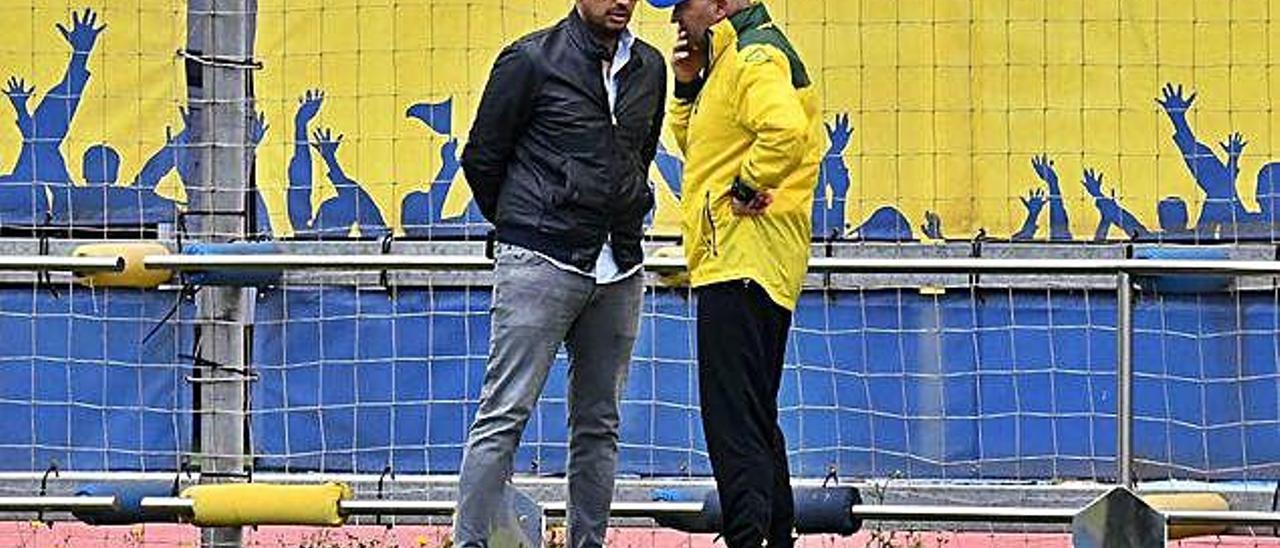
left=454, top=0, right=665, bottom=546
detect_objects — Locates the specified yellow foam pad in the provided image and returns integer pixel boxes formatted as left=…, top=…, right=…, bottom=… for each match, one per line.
left=1142, top=492, right=1230, bottom=540
left=73, top=243, right=171, bottom=289
left=652, top=245, right=689, bottom=288
left=181, top=482, right=352, bottom=527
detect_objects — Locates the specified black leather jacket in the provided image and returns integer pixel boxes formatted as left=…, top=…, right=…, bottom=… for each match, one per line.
left=462, top=9, right=666, bottom=272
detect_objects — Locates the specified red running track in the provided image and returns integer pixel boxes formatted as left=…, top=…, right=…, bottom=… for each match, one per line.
left=3, top=523, right=1280, bottom=547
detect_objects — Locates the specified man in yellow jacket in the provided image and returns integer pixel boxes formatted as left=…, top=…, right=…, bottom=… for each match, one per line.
left=647, top=0, right=824, bottom=546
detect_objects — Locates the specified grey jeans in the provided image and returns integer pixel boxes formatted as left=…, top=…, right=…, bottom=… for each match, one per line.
left=453, top=244, right=643, bottom=548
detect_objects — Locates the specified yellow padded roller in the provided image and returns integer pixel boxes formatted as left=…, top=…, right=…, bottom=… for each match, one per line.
left=73, top=242, right=171, bottom=288
left=652, top=245, right=689, bottom=288
left=1142, top=492, right=1230, bottom=540
left=180, top=482, right=352, bottom=527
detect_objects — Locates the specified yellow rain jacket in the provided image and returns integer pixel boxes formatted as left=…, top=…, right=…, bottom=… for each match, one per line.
left=669, top=2, right=824, bottom=311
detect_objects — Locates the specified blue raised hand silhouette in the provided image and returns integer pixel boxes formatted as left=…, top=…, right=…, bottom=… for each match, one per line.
left=1157, top=82, right=1251, bottom=238
left=58, top=7, right=105, bottom=54
left=132, top=108, right=196, bottom=194
left=287, top=89, right=323, bottom=233
left=254, top=90, right=325, bottom=237
left=3, top=77, right=35, bottom=137
left=308, top=126, right=388, bottom=238
left=1031, top=154, right=1073, bottom=241
left=1081, top=168, right=1149, bottom=241
left=296, top=89, right=324, bottom=125
left=813, top=113, right=851, bottom=238
left=248, top=111, right=268, bottom=148
left=1012, top=188, right=1046, bottom=241
left=0, top=8, right=107, bottom=225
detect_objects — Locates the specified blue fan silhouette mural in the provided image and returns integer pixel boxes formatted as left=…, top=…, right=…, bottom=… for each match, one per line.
left=1012, top=155, right=1073, bottom=242
left=48, top=106, right=197, bottom=227
left=1158, top=83, right=1250, bottom=239
left=654, top=113, right=944, bottom=242
left=1081, top=168, right=1149, bottom=241
left=253, top=89, right=390, bottom=238
left=812, top=113, right=851, bottom=239
left=400, top=97, right=488, bottom=238
left=819, top=114, right=944, bottom=241
left=254, top=93, right=490, bottom=239
left=0, top=8, right=185, bottom=228
left=306, top=126, right=389, bottom=238
left=1156, top=83, right=1280, bottom=240
left=10, top=9, right=1280, bottom=244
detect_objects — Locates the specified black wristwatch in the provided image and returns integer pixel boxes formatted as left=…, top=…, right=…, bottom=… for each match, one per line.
left=729, top=178, right=758, bottom=203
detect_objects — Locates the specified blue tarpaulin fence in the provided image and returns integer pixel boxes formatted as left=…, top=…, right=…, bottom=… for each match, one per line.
left=1, top=286, right=1277, bottom=480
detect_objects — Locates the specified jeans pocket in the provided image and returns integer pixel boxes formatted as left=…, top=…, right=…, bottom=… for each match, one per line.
left=494, top=243, right=537, bottom=267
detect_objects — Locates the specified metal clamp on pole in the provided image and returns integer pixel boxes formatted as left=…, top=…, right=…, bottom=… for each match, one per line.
left=181, top=354, right=259, bottom=385
left=176, top=49, right=263, bottom=70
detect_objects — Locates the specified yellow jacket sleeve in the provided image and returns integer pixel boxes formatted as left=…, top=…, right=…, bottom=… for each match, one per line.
left=734, top=45, right=810, bottom=190
left=668, top=97, right=694, bottom=155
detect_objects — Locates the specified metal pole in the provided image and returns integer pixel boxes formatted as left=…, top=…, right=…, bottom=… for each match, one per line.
left=338, top=500, right=457, bottom=516
left=131, top=497, right=1280, bottom=528
left=1117, top=272, right=1134, bottom=488
left=139, top=497, right=195, bottom=514
left=849, top=504, right=1280, bottom=528
left=541, top=501, right=704, bottom=518
left=187, top=0, right=256, bottom=545
left=143, top=498, right=705, bottom=518
left=849, top=504, right=1077, bottom=524
left=142, top=255, right=1280, bottom=276
left=0, top=496, right=117, bottom=512
left=146, top=254, right=495, bottom=271
left=0, top=256, right=123, bottom=272
left=1165, top=510, right=1280, bottom=527
left=799, top=257, right=1280, bottom=276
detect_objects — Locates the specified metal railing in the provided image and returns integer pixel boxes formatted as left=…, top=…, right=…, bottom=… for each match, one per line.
left=137, top=497, right=708, bottom=519
left=6, top=253, right=1280, bottom=530
left=0, top=496, right=116, bottom=512
left=144, top=254, right=1280, bottom=276
left=11, top=494, right=1280, bottom=528
left=0, top=255, right=122, bottom=272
